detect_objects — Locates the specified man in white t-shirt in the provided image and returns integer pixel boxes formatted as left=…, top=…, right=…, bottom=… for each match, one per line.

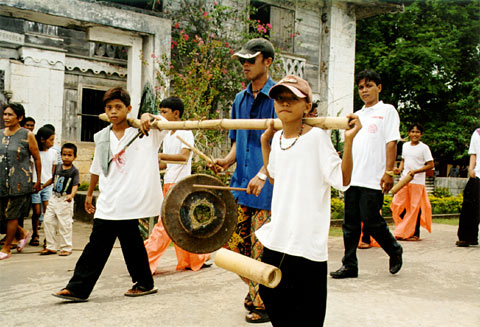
left=144, top=97, right=210, bottom=274
left=456, top=128, right=480, bottom=247
left=331, top=70, right=403, bottom=279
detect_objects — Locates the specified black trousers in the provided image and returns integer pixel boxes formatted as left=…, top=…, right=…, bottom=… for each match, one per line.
left=66, top=219, right=154, bottom=299
left=259, top=247, right=327, bottom=327
left=457, top=177, right=480, bottom=242
left=342, top=186, right=402, bottom=269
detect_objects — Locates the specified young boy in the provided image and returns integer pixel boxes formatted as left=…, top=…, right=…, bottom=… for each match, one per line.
left=144, top=96, right=210, bottom=273
left=391, top=123, right=434, bottom=241
left=53, top=87, right=167, bottom=301
left=257, top=75, right=361, bottom=326
left=40, top=143, right=80, bottom=256
left=331, top=69, right=403, bottom=279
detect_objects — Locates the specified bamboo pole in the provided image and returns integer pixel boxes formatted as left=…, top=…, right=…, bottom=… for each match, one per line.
left=98, top=113, right=350, bottom=130
left=176, top=135, right=214, bottom=164
left=192, top=184, right=247, bottom=192
left=391, top=174, right=414, bottom=194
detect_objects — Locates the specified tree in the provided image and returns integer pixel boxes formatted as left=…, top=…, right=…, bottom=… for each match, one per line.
left=355, top=0, right=480, bottom=173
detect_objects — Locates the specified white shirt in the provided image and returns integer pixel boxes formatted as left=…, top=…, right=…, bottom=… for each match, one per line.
left=469, top=128, right=480, bottom=177
left=163, top=130, right=193, bottom=184
left=351, top=101, right=400, bottom=190
left=32, top=148, right=57, bottom=184
left=255, top=128, right=348, bottom=262
left=401, top=141, right=433, bottom=185
left=90, top=127, right=167, bottom=220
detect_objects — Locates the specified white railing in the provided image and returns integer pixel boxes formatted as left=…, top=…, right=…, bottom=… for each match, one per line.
left=280, top=53, right=306, bottom=78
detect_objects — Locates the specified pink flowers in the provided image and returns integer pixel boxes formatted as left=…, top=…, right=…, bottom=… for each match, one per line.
left=174, top=22, right=179, bottom=29
left=183, top=34, right=189, bottom=41
left=241, top=82, right=246, bottom=89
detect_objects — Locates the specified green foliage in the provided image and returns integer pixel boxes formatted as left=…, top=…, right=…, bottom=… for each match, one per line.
left=355, top=0, right=480, bottom=165
left=329, top=193, right=462, bottom=219
left=432, top=187, right=452, bottom=198
left=429, top=194, right=463, bottom=214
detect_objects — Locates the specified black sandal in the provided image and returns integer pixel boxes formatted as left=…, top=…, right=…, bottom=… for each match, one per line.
left=245, top=308, right=270, bottom=324
left=244, top=294, right=255, bottom=311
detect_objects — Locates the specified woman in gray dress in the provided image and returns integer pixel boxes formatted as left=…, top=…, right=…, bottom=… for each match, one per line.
left=0, top=103, right=41, bottom=260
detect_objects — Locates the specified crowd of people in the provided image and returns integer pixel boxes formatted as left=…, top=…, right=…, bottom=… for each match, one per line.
left=1, top=37, right=478, bottom=326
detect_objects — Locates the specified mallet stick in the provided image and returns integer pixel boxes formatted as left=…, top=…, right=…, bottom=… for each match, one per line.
left=162, top=160, right=187, bottom=165
left=390, top=174, right=414, bottom=194
left=214, top=248, right=282, bottom=288
left=99, top=114, right=349, bottom=130
left=176, top=135, right=214, bottom=164
left=193, top=184, right=247, bottom=192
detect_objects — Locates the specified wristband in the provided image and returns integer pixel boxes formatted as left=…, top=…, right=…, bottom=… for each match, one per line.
left=256, top=172, right=268, bottom=181
left=385, top=171, right=394, bottom=177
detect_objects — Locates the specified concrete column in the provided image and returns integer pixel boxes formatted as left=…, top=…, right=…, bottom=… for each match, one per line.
left=318, top=1, right=356, bottom=118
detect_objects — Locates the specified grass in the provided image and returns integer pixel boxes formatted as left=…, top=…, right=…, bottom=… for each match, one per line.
left=433, top=218, right=459, bottom=226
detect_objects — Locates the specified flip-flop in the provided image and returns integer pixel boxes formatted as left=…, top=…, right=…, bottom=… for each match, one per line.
left=0, top=252, right=11, bottom=260
left=52, top=289, right=88, bottom=302
left=16, top=232, right=30, bottom=252
left=124, top=284, right=158, bottom=297
left=245, top=308, right=270, bottom=324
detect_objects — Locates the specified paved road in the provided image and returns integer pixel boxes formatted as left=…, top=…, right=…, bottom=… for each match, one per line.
left=1, top=221, right=479, bottom=327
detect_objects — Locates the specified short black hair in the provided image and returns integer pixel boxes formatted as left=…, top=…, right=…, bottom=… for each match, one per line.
left=408, top=122, right=424, bottom=134
left=62, top=142, right=77, bottom=157
left=103, top=87, right=131, bottom=107
left=5, top=103, right=25, bottom=121
left=356, top=69, right=382, bottom=86
left=24, top=117, right=35, bottom=124
left=159, top=96, right=185, bottom=117
left=43, top=124, right=55, bottom=132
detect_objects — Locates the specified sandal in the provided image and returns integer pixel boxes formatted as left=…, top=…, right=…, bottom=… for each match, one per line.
left=244, top=294, right=255, bottom=312
left=52, top=288, right=88, bottom=302
left=29, top=236, right=40, bottom=246
left=246, top=308, right=270, bottom=324
left=124, top=283, right=158, bottom=297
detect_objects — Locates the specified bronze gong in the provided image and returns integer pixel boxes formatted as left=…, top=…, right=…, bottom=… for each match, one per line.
left=161, top=174, right=237, bottom=253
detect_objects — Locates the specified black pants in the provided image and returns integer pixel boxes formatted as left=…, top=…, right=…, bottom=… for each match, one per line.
left=66, top=219, right=154, bottom=299
left=457, top=177, right=480, bottom=242
left=259, top=247, right=327, bottom=327
left=342, top=186, right=402, bottom=269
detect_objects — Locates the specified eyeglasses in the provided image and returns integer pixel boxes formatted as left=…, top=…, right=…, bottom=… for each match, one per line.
left=239, top=57, right=257, bottom=65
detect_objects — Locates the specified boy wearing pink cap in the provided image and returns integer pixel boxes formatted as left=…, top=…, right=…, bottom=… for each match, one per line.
left=258, top=75, right=362, bottom=326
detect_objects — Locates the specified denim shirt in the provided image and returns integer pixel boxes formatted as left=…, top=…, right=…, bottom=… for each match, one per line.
left=228, top=78, right=276, bottom=210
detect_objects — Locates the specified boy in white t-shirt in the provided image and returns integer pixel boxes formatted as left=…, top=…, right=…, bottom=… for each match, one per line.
left=258, top=75, right=361, bottom=326
left=53, top=87, right=166, bottom=301
left=144, top=96, right=210, bottom=274
left=456, top=128, right=480, bottom=247
left=391, top=123, right=434, bottom=241
left=331, top=69, right=403, bottom=279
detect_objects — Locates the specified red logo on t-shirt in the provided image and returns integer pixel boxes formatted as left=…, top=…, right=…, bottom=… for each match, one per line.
left=368, top=124, right=378, bottom=134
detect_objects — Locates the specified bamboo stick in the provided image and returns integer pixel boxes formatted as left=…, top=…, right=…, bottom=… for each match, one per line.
left=162, top=160, right=187, bottom=165
left=391, top=174, right=414, bottom=194
left=98, top=113, right=350, bottom=130
left=192, top=184, right=247, bottom=192
left=176, top=135, right=214, bottom=164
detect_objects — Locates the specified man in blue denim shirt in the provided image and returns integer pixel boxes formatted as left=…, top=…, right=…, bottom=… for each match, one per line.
left=212, top=38, right=275, bottom=324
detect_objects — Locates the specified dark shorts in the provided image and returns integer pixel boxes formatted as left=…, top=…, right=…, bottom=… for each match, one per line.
left=0, top=195, right=31, bottom=221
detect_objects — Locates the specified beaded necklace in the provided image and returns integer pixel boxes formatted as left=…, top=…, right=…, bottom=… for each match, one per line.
left=279, top=124, right=304, bottom=150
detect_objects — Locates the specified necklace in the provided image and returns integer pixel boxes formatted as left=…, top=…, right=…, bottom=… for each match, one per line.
left=279, top=124, right=304, bottom=150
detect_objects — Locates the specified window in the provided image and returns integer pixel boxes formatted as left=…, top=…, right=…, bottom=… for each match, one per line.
left=250, top=1, right=295, bottom=52
left=81, top=88, right=109, bottom=142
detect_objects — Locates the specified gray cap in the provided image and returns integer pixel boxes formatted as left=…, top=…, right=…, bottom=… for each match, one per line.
left=233, top=38, right=275, bottom=60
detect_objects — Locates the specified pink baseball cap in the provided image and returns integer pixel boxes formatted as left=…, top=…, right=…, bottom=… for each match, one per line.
left=269, top=75, right=312, bottom=104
